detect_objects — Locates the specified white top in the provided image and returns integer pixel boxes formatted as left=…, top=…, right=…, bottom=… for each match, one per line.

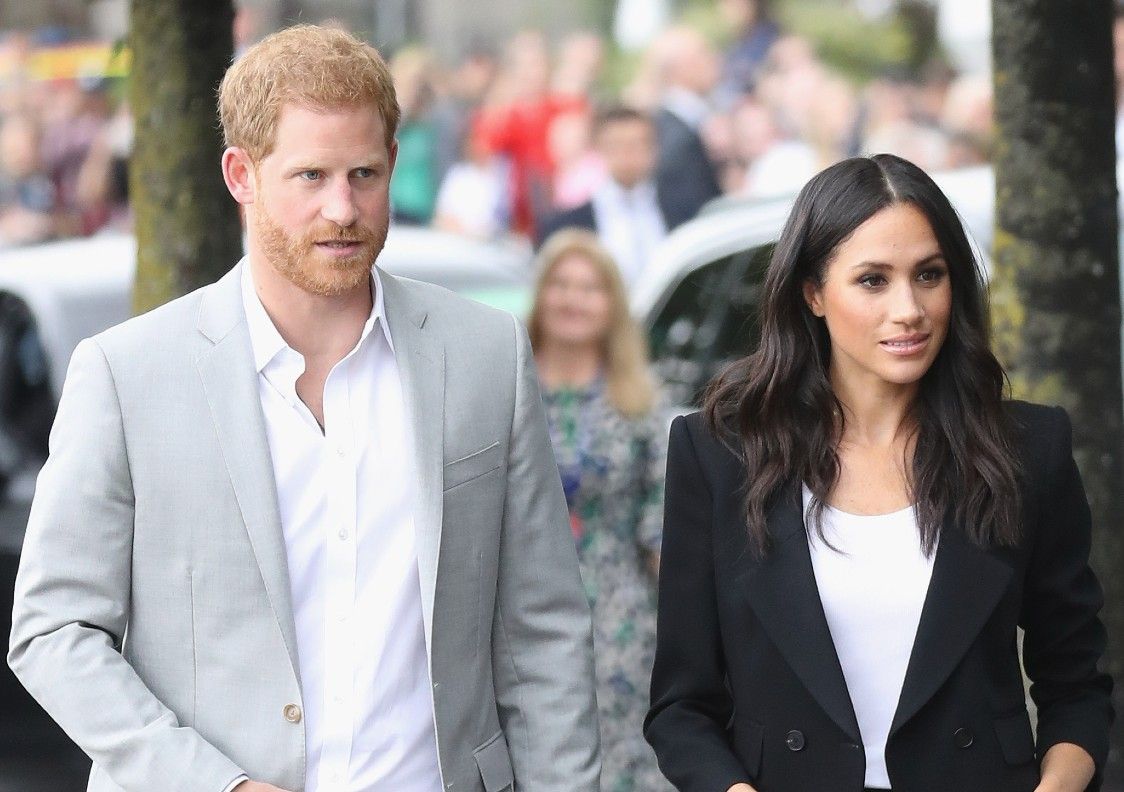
left=591, top=179, right=667, bottom=288
left=803, top=486, right=936, bottom=789
left=434, top=160, right=507, bottom=239
left=237, top=263, right=442, bottom=792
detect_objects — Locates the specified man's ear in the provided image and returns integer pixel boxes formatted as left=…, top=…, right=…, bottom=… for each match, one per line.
left=802, top=279, right=825, bottom=318
left=221, top=147, right=256, bottom=206
left=388, top=138, right=399, bottom=175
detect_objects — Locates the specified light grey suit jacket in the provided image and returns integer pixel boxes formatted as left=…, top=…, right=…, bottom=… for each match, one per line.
left=8, top=262, right=600, bottom=792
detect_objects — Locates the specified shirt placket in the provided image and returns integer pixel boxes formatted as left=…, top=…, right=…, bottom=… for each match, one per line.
left=317, top=356, right=359, bottom=791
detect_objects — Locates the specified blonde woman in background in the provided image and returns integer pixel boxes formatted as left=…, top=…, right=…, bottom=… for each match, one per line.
left=530, top=229, right=672, bottom=792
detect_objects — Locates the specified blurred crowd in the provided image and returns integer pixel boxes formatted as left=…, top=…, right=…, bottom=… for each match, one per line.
left=0, top=30, right=131, bottom=249
left=0, top=0, right=999, bottom=255
left=392, top=0, right=995, bottom=258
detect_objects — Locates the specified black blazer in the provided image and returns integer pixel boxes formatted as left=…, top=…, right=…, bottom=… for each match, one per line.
left=646, top=402, right=1112, bottom=792
left=653, top=108, right=722, bottom=230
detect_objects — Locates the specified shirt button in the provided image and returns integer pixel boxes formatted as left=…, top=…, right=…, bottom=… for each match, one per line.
left=282, top=703, right=302, bottom=723
left=338, top=528, right=349, bottom=540
left=785, top=729, right=806, bottom=751
left=336, top=446, right=346, bottom=457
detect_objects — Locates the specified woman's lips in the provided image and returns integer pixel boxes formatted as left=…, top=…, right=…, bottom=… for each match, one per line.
left=880, top=333, right=930, bottom=356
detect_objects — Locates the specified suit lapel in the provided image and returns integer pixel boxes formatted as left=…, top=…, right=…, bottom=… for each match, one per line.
left=379, top=269, right=445, bottom=659
left=194, top=262, right=301, bottom=682
left=890, top=518, right=1013, bottom=735
left=738, top=485, right=861, bottom=743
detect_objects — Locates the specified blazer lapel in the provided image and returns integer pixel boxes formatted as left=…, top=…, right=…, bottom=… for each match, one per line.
left=194, top=261, right=301, bottom=682
left=738, top=485, right=862, bottom=743
left=379, top=269, right=445, bottom=659
left=890, top=518, right=1013, bottom=735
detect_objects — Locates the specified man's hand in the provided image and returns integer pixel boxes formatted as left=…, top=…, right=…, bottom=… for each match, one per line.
left=233, top=782, right=294, bottom=792
left=726, top=784, right=758, bottom=792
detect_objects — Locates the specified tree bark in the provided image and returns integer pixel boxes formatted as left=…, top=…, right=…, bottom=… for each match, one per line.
left=992, top=0, right=1123, bottom=786
left=129, top=0, right=242, bottom=314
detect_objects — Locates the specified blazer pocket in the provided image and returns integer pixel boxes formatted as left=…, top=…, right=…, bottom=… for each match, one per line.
left=472, top=729, right=515, bottom=792
left=444, top=442, right=503, bottom=492
left=993, top=711, right=1035, bottom=765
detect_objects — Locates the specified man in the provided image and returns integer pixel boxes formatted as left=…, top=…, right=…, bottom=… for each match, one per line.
left=537, top=106, right=670, bottom=288
left=650, top=26, right=723, bottom=230
left=9, top=25, right=600, bottom=792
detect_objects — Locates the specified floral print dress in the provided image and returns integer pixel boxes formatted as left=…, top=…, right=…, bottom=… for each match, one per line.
left=541, top=380, right=672, bottom=792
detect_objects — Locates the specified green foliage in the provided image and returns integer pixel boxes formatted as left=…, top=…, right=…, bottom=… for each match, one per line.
left=776, top=0, right=915, bottom=82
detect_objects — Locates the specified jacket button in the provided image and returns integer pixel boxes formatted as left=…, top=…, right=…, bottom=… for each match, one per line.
left=785, top=730, right=806, bottom=751
left=953, top=727, right=973, bottom=748
left=283, top=703, right=302, bottom=723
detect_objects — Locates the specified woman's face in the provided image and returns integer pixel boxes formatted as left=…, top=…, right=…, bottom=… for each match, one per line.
left=803, top=202, right=952, bottom=395
left=538, top=252, right=613, bottom=350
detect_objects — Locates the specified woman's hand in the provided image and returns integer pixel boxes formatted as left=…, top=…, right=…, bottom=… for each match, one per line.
left=1034, top=742, right=1095, bottom=792
left=726, top=784, right=758, bottom=792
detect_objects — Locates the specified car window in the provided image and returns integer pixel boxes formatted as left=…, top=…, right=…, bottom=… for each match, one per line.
left=647, top=243, right=773, bottom=408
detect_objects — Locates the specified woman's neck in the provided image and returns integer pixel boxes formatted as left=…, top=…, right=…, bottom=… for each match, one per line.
left=831, top=370, right=920, bottom=449
left=536, top=341, right=602, bottom=390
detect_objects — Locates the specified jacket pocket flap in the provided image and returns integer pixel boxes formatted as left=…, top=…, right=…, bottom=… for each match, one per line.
left=444, top=442, right=502, bottom=491
left=472, top=730, right=514, bottom=792
left=993, top=711, right=1035, bottom=765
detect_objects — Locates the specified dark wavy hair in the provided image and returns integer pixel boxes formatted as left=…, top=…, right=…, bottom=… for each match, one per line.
left=704, top=154, right=1021, bottom=557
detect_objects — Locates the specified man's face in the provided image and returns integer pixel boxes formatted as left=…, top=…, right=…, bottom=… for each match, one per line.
left=248, top=102, right=396, bottom=297
left=596, top=118, right=656, bottom=190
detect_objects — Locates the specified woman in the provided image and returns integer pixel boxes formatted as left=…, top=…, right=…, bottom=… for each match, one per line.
left=530, top=229, right=672, bottom=791
left=645, top=154, right=1112, bottom=792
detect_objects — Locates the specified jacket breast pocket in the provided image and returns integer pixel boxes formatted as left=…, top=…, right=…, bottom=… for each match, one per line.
left=993, top=711, right=1036, bottom=765
left=444, top=442, right=503, bottom=492
left=473, top=730, right=515, bottom=791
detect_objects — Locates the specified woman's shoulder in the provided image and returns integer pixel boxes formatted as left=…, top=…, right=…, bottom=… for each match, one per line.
left=1003, top=399, right=1070, bottom=442
left=1002, top=399, right=1074, bottom=477
left=672, top=410, right=743, bottom=468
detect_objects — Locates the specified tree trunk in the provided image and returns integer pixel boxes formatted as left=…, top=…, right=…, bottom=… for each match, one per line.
left=992, top=0, right=1123, bottom=786
left=129, top=0, right=242, bottom=314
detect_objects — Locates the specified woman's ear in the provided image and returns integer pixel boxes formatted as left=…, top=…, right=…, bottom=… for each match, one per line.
left=802, top=279, right=825, bottom=318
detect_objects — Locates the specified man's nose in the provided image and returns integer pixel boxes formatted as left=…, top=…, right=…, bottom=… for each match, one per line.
left=321, top=179, right=359, bottom=227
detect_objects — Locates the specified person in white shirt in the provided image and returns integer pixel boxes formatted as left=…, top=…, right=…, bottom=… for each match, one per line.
left=9, top=25, right=599, bottom=792
left=537, top=106, right=670, bottom=288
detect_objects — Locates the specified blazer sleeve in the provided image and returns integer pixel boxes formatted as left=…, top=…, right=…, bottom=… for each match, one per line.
left=645, top=414, right=750, bottom=791
left=490, top=314, right=601, bottom=791
left=1019, top=406, right=1114, bottom=778
left=7, top=339, right=244, bottom=792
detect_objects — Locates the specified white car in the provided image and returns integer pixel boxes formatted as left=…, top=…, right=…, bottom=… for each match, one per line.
left=631, top=165, right=997, bottom=409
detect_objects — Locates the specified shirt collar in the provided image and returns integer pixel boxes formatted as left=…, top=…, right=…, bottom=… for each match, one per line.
left=596, top=178, right=658, bottom=206
left=663, top=87, right=711, bottom=129
left=239, top=259, right=394, bottom=375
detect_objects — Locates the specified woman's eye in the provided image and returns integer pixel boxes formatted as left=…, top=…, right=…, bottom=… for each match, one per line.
left=918, top=268, right=947, bottom=283
left=858, top=274, right=886, bottom=288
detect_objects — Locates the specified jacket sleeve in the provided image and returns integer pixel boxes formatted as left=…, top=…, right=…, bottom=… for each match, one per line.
left=8, top=338, right=244, bottom=792
left=645, top=414, right=750, bottom=791
left=1019, top=406, right=1114, bottom=782
left=491, top=314, right=601, bottom=791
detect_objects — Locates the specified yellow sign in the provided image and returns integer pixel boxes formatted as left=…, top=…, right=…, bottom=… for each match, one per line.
left=0, top=42, right=130, bottom=81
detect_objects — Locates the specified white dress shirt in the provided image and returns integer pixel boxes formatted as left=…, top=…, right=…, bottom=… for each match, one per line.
left=232, top=263, right=442, bottom=792
left=590, top=179, right=667, bottom=287
left=804, top=487, right=936, bottom=789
